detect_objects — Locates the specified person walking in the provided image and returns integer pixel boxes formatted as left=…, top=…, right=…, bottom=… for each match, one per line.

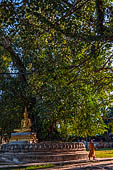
left=88, top=139, right=95, bottom=160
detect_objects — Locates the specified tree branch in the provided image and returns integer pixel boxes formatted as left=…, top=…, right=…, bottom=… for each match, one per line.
left=96, top=54, right=113, bottom=73
left=60, top=0, right=91, bottom=21
left=96, top=0, right=104, bottom=34
left=0, top=38, right=26, bottom=83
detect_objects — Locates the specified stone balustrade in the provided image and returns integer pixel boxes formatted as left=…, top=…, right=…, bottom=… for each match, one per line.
left=0, top=142, right=88, bottom=163
left=1, top=142, right=85, bottom=152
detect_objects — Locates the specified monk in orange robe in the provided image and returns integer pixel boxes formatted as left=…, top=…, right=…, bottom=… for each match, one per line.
left=88, top=140, right=95, bottom=160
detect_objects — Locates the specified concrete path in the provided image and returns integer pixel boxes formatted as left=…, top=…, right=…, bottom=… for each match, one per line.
left=1, top=158, right=113, bottom=169
left=45, top=158, right=113, bottom=170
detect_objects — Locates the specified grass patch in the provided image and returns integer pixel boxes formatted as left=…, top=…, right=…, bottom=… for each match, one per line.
left=0, top=164, right=55, bottom=170
left=95, top=149, right=113, bottom=158
left=26, top=164, right=55, bottom=169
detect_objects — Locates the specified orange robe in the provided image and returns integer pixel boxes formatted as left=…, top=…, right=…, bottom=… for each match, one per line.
left=89, top=143, right=95, bottom=157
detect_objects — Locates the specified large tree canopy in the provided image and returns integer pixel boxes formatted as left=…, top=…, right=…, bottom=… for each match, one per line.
left=0, top=0, right=113, bottom=140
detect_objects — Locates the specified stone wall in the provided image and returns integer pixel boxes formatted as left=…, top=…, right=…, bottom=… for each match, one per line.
left=1, top=142, right=85, bottom=152
left=96, top=142, right=113, bottom=149
left=0, top=142, right=88, bottom=163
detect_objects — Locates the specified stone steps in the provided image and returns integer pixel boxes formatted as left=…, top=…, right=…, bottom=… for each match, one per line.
left=0, top=142, right=88, bottom=164
left=0, top=151, right=88, bottom=163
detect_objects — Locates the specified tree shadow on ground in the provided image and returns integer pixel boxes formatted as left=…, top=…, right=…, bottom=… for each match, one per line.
left=51, top=161, right=113, bottom=170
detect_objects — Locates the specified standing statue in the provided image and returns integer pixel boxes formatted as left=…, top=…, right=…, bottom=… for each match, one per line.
left=14, top=107, right=32, bottom=132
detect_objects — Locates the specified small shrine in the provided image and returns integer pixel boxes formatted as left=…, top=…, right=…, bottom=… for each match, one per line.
left=10, top=107, right=38, bottom=144
left=0, top=108, right=88, bottom=164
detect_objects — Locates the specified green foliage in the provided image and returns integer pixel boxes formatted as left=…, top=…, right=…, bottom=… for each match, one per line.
left=0, top=0, right=113, bottom=139
left=104, top=107, right=113, bottom=133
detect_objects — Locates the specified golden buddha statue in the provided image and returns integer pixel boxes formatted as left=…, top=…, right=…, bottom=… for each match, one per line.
left=14, top=107, right=32, bottom=133
left=10, top=107, right=38, bottom=144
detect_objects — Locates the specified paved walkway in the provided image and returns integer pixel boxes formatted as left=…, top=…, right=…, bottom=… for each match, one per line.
left=1, top=158, right=113, bottom=169
left=47, top=159, right=113, bottom=170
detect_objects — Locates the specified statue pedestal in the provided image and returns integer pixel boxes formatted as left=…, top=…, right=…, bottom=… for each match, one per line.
left=0, top=142, right=88, bottom=164
left=10, top=132, right=38, bottom=144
